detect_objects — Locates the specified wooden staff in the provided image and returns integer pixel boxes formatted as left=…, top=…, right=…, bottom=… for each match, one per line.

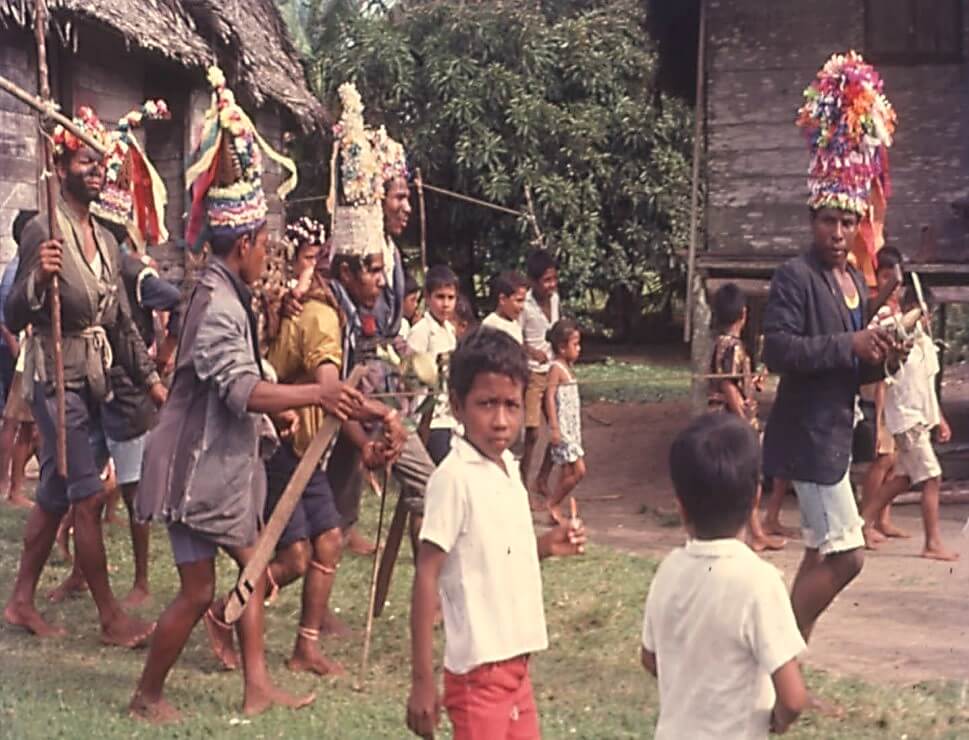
left=33, top=0, right=67, bottom=476
left=415, top=167, right=427, bottom=273
left=0, top=75, right=106, bottom=155
left=355, top=462, right=392, bottom=690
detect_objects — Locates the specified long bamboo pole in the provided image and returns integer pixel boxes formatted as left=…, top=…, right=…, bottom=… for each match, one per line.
left=683, top=0, right=706, bottom=342
left=33, top=0, right=67, bottom=476
left=415, top=167, right=427, bottom=273
left=0, top=74, right=106, bottom=155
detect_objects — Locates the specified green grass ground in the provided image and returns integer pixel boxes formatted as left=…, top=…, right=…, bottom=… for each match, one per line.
left=575, top=358, right=690, bottom=404
left=1, top=494, right=967, bottom=738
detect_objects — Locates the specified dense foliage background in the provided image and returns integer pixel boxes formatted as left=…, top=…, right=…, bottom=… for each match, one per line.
left=281, top=0, right=693, bottom=326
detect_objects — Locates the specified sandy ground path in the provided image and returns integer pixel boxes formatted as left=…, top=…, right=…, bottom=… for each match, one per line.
left=541, top=399, right=969, bottom=686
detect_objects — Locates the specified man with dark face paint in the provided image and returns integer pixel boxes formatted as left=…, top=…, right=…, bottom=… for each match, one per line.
left=2, top=107, right=165, bottom=647
left=761, top=52, right=901, bottom=712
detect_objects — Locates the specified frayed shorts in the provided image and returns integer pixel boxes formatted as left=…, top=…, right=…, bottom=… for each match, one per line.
left=792, top=467, right=865, bottom=555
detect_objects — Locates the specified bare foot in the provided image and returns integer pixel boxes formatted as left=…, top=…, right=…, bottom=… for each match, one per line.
left=749, top=534, right=786, bottom=552
left=806, top=692, right=845, bottom=719
left=243, top=684, right=316, bottom=717
left=4, top=602, right=67, bottom=638
left=287, top=644, right=345, bottom=676
left=47, top=572, right=88, bottom=603
left=121, top=586, right=151, bottom=610
left=346, top=529, right=376, bottom=556
left=922, top=545, right=960, bottom=562
left=862, top=524, right=883, bottom=551
left=5, top=494, right=32, bottom=509
left=321, top=610, right=353, bottom=638
left=763, top=518, right=799, bottom=539
left=128, top=693, right=182, bottom=724
left=203, top=605, right=239, bottom=670
left=876, top=522, right=911, bottom=539
left=100, top=612, right=155, bottom=649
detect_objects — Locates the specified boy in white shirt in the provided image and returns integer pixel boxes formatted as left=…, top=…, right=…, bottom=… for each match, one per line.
left=861, top=286, right=958, bottom=561
left=642, top=413, right=807, bottom=739
left=483, top=270, right=527, bottom=344
left=407, top=327, right=586, bottom=740
left=408, top=265, right=459, bottom=464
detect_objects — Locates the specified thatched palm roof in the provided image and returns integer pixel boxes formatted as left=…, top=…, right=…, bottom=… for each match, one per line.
left=0, top=0, right=324, bottom=127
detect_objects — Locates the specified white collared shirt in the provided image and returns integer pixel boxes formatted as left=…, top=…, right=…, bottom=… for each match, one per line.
left=420, top=436, right=549, bottom=674
left=884, top=331, right=941, bottom=435
left=482, top=311, right=524, bottom=344
left=519, top=289, right=560, bottom=373
left=642, top=537, right=806, bottom=740
left=407, top=313, right=458, bottom=429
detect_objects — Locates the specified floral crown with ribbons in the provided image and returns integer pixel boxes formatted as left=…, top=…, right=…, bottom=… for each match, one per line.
left=284, top=216, right=326, bottom=261
left=52, top=106, right=107, bottom=157
left=185, top=66, right=298, bottom=251
left=91, top=100, right=171, bottom=250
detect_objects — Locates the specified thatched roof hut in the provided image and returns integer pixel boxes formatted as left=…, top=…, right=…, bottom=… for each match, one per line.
left=0, top=0, right=324, bottom=270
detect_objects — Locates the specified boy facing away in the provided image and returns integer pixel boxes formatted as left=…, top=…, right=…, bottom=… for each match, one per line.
left=642, top=413, right=807, bottom=739
left=407, top=327, right=585, bottom=740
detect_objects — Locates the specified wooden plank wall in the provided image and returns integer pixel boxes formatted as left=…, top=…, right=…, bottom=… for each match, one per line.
left=0, top=31, right=39, bottom=268
left=705, top=0, right=969, bottom=260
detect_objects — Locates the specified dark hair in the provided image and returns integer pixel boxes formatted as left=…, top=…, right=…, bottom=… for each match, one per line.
left=449, top=327, right=529, bottom=403
left=669, top=413, right=760, bottom=539
left=901, top=285, right=933, bottom=311
left=425, top=264, right=459, bottom=294
left=12, top=209, right=38, bottom=246
left=876, top=245, right=903, bottom=272
left=491, top=270, right=528, bottom=300
left=711, top=283, right=746, bottom=332
left=209, top=223, right=266, bottom=258
left=525, top=249, right=557, bottom=281
left=454, top=293, right=478, bottom=328
left=331, top=252, right=377, bottom=281
left=404, top=272, right=421, bottom=296
left=547, top=318, right=579, bottom=353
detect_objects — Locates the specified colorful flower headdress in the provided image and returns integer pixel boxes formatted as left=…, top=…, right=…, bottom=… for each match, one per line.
left=329, top=82, right=387, bottom=259
left=797, top=51, right=897, bottom=285
left=185, top=66, right=298, bottom=251
left=373, top=125, right=408, bottom=184
left=91, top=100, right=171, bottom=250
left=283, top=216, right=326, bottom=261
left=52, top=106, right=107, bottom=157
left=796, top=50, right=896, bottom=216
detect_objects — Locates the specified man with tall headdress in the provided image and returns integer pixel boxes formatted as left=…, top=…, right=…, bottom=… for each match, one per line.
left=2, top=106, right=165, bottom=648
left=129, top=67, right=357, bottom=722
left=762, top=52, right=903, bottom=704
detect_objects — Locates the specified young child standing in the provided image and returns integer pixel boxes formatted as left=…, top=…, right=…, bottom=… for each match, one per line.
left=406, top=327, right=585, bottom=740
left=544, top=319, right=586, bottom=524
left=483, top=270, right=527, bottom=344
left=399, top=272, right=422, bottom=341
left=861, top=286, right=958, bottom=561
left=708, top=283, right=785, bottom=552
left=642, top=413, right=807, bottom=739
left=408, top=265, right=459, bottom=464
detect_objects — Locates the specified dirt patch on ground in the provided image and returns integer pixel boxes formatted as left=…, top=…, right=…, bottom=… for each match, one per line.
left=544, top=399, right=969, bottom=686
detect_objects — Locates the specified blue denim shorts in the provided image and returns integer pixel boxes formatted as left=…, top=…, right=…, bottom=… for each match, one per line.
left=90, top=429, right=147, bottom=487
left=792, top=468, right=865, bottom=555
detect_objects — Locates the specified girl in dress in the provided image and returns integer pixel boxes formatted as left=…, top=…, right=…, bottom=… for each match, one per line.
left=544, top=319, right=587, bottom=524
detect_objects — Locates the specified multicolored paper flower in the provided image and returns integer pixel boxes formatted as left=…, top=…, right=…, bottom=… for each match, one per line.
left=52, top=106, right=107, bottom=157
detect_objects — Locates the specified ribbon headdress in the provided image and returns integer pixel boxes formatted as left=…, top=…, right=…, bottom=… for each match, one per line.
left=185, top=66, right=298, bottom=251
left=797, top=51, right=896, bottom=285
left=91, top=100, right=171, bottom=251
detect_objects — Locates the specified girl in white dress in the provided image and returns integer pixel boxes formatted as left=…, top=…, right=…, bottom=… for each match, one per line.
left=544, top=319, right=586, bottom=524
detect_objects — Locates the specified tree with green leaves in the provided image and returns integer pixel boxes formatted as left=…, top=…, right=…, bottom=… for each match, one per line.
left=303, top=0, right=692, bottom=322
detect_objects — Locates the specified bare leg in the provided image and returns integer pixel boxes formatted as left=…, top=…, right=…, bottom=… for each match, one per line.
left=920, top=477, right=959, bottom=561
left=71, top=492, right=154, bottom=647
left=861, top=474, right=910, bottom=550
left=790, top=547, right=864, bottom=643
left=875, top=504, right=910, bottom=538
left=130, top=558, right=216, bottom=724
left=223, top=545, right=316, bottom=716
left=287, top=529, right=345, bottom=676
left=0, top=415, right=17, bottom=501
left=748, top=486, right=785, bottom=552
left=534, top=445, right=553, bottom=498
left=269, top=539, right=310, bottom=590
left=120, top=482, right=151, bottom=608
left=6, top=422, right=34, bottom=508
left=48, top=537, right=87, bottom=603
left=546, top=459, right=586, bottom=524
left=3, top=503, right=68, bottom=637
left=345, top=526, right=376, bottom=556
left=522, top=427, right=544, bottom=503
left=102, top=466, right=122, bottom=526
left=763, top=478, right=799, bottom=538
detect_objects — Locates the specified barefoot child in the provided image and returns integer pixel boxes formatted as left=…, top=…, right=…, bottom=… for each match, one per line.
left=482, top=270, right=527, bottom=344
left=544, top=319, right=586, bottom=524
left=708, top=283, right=784, bottom=551
left=407, top=327, right=586, bottom=740
left=408, top=265, right=459, bottom=465
left=861, top=286, right=958, bottom=561
left=642, top=413, right=807, bottom=738
left=129, top=68, right=327, bottom=722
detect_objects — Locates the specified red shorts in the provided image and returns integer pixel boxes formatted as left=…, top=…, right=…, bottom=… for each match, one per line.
left=443, top=656, right=540, bottom=740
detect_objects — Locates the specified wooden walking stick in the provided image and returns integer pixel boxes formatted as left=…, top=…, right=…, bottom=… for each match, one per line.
left=223, top=365, right=367, bottom=624
left=33, top=0, right=67, bottom=476
left=356, top=462, right=392, bottom=689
